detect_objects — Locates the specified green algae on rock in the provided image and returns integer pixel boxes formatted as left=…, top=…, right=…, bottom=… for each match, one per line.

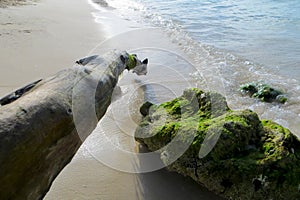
left=240, top=82, right=287, bottom=104
left=135, top=88, right=300, bottom=200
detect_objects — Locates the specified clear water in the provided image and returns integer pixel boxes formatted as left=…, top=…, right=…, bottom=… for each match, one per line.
left=137, top=0, right=300, bottom=80
left=89, top=0, right=300, bottom=136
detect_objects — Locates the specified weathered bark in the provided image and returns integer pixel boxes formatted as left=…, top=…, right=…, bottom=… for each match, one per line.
left=0, top=50, right=133, bottom=200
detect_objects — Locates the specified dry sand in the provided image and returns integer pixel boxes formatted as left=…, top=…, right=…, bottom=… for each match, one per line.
left=0, top=0, right=104, bottom=97
left=0, top=0, right=31, bottom=8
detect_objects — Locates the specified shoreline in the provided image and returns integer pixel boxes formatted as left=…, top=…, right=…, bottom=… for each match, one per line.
left=2, top=0, right=297, bottom=199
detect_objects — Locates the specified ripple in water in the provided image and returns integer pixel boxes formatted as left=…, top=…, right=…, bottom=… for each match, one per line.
left=89, top=0, right=300, bottom=136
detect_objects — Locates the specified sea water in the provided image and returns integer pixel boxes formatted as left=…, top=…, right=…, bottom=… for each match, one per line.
left=91, top=0, right=300, bottom=79
left=137, top=0, right=300, bottom=80
left=88, top=0, right=300, bottom=136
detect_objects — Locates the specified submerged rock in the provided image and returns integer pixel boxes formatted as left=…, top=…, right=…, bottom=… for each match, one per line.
left=135, top=88, right=300, bottom=200
left=240, top=82, right=287, bottom=104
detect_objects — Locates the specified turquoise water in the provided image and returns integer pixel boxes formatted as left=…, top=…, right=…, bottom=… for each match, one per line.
left=137, top=0, right=300, bottom=80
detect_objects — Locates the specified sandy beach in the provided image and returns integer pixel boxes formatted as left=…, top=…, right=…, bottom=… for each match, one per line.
left=1, top=0, right=300, bottom=199
left=0, top=0, right=29, bottom=8
left=0, top=0, right=104, bottom=97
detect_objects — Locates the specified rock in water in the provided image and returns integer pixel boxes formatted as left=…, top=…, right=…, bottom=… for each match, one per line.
left=135, top=88, right=300, bottom=200
left=0, top=50, right=148, bottom=200
left=240, top=82, right=287, bottom=104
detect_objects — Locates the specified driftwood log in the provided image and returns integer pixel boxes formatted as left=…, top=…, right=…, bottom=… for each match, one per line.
left=0, top=50, right=146, bottom=200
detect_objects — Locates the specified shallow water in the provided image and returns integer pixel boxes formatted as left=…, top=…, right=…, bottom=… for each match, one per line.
left=118, top=0, right=300, bottom=80
left=89, top=0, right=300, bottom=135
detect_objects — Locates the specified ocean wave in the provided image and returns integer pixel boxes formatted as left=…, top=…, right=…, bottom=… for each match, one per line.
left=88, top=0, right=300, bottom=137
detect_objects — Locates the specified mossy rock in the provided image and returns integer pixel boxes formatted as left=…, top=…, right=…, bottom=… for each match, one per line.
left=135, top=88, right=300, bottom=200
left=240, top=82, right=287, bottom=103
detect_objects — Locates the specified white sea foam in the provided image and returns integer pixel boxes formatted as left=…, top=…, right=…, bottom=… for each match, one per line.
left=87, top=0, right=300, bottom=136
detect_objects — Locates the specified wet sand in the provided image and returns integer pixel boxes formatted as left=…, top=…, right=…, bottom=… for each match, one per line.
left=45, top=156, right=223, bottom=200
left=45, top=89, right=223, bottom=200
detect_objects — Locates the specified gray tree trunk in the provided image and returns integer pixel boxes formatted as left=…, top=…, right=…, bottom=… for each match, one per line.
left=0, top=50, right=131, bottom=200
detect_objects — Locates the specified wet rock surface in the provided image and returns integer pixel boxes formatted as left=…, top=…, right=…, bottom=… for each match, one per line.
left=135, top=88, right=300, bottom=200
left=240, top=82, right=287, bottom=104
